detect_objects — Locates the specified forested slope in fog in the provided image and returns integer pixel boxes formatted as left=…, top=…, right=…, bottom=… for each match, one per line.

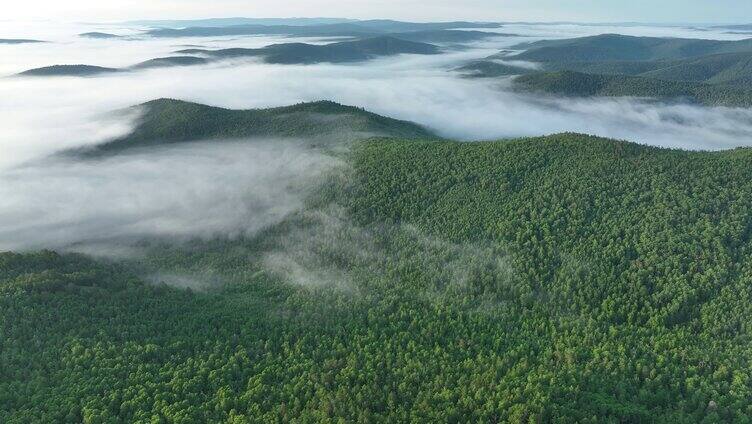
left=3, top=132, right=752, bottom=423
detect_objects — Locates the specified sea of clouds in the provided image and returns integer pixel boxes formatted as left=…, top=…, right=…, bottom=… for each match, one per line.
left=2, top=20, right=752, bottom=251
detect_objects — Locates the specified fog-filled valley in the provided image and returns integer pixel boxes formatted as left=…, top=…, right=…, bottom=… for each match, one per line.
left=5, top=20, right=752, bottom=164
left=3, top=13, right=752, bottom=423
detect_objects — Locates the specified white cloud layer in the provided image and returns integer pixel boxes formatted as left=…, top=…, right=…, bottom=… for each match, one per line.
left=2, top=25, right=751, bottom=172
left=0, top=140, right=339, bottom=251
left=2, top=21, right=752, bottom=250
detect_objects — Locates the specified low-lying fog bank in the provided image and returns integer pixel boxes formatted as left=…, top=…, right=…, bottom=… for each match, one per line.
left=0, top=140, right=340, bottom=251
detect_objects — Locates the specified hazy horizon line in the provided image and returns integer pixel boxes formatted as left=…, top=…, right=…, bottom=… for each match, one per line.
left=4, top=17, right=747, bottom=27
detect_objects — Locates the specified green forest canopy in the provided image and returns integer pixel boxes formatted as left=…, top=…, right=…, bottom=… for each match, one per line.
left=3, top=133, right=752, bottom=422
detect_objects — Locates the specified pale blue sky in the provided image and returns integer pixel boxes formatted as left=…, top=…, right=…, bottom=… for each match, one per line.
left=8, top=0, right=752, bottom=24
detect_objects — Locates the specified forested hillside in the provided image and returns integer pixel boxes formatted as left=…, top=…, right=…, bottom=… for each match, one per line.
left=4, top=133, right=752, bottom=422
left=462, top=34, right=752, bottom=107
left=533, top=52, right=752, bottom=87
left=455, top=60, right=536, bottom=77
left=81, top=99, right=434, bottom=155
left=514, top=70, right=752, bottom=107
left=513, top=34, right=752, bottom=62
left=639, top=52, right=752, bottom=85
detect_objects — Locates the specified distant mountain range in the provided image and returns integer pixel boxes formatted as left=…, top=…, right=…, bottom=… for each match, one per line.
left=511, top=34, right=752, bottom=62
left=460, top=33, right=752, bottom=108
left=177, top=36, right=440, bottom=64
left=0, top=39, right=45, bottom=44
left=16, top=36, right=440, bottom=77
left=145, top=20, right=502, bottom=38
left=77, top=98, right=435, bottom=155
left=378, top=29, right=509, bottom=44
left=128, top=17, right=358, bottom=28
left=714, top=24, right=752, bottom=31
left=79, top=32, right=122, bottom=39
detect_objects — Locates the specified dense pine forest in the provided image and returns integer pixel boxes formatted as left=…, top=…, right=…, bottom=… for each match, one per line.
left=4, top=133, right=752, bottom=423
left=5, top=4, right=752, bottom=422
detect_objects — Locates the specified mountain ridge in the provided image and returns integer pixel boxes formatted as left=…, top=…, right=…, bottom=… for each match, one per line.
left=514, top=70, right=752, bottom=108
left=513, top=33, right=752, bottom=62
left=16, top=36, right=441, bottom=77
left=146, top=20, right=501, bottom=38
left=176, top=36, right=440, bottom=64
left=0, top=38, right=46, bottom=44
left=77, top=98, right=435, bottom=155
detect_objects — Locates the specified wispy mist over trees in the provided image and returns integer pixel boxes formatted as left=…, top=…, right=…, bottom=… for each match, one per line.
left=3, top=15, right=752, bottom=423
